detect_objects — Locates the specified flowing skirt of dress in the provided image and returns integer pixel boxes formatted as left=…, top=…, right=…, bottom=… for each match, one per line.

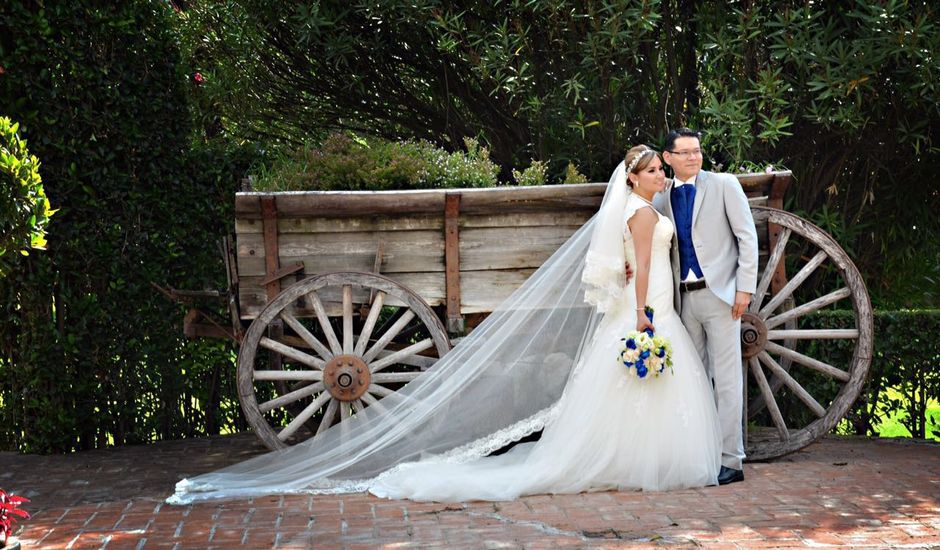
left=369, top=300, right=722, bottom=502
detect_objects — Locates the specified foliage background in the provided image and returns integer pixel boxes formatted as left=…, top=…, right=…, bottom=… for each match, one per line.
left=0, top=2, right=254, bottom=452
left=185, top=0, right=940, bottom=308
left=0, top=0, right=937, bottom=452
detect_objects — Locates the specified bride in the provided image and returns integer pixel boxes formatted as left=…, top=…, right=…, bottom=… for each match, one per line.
left=168, top=146, right=721, bottom=504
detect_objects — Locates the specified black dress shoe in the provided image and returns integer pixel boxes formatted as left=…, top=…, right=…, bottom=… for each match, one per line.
left=717, top=466, right=744, bottom=485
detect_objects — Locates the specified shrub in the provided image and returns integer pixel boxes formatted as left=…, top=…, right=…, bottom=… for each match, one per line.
left=768, top=310, right=940, bottom=440
left=512, top=160, right=548, bottom=186
left=0, top=116, right=53, bottom=276
left=252, top=134, right=500, bottom=192
left=562, top=162, right=589, bottom=184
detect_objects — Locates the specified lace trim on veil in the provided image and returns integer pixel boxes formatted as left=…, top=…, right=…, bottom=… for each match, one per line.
left=582, top=250, right=625, bottom=313
left=167, top=404, right=561, bottom=503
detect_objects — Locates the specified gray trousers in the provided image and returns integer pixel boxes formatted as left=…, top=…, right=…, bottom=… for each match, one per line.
left=680, top=288, right=745, bottom=470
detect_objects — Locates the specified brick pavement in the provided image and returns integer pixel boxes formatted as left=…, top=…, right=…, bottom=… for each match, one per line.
left=1, top=434, right=938, bottom=549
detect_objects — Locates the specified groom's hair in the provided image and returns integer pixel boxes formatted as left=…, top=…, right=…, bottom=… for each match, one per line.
left=665, top=128, right=702, bottom=152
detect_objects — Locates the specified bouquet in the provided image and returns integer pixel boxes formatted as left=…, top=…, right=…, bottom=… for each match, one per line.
left=619, top=307, right=674, bottom=379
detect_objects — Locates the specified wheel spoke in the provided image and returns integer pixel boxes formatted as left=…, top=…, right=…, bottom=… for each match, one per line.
left=277, top=390, right=332, bottom=441
left=751, top=227, right=791, bottom=313
left=361, top=391, right=390, bottom=414
left=764, top=287, right=852, bottom=329
left=368, top=384, right=396, bottom=398
left=749, top=357, right=789, bottom=440
left=369, top=338, right=435, bottom=373
left=373, top=347, right=437, bottom=369
left=280, top=311, right=333, bottom=362
left=259, top=382, right=325, bottom=413
left=758, top=352, right=826, bottom=417
left=362, top=309, right=416, bottom=363
left=372, top=372, right=422, bottom=384
left=767, top=329, right=859, bottom=340
left=351, top=399, right=365, bottom=414
left=316, top=398, right=339, bottom=436
left=254, top=369, right=324, bottom=381
left=765, top=341, right=850, bottom=381
left=259, top=337, right=325, bottom=369
left=342, top=284, right=354, bottom=354
left=340, top=402, right=351, bottom=441
left=759, top=250, right=828, bottom=317
left=305, top=291, right=343, bottom=355
left=355, top=291, right=386, bottom=356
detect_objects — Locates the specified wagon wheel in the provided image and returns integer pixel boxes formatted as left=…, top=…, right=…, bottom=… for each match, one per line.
left=743, top=207, right=873, bottom=461
left=237, top=271, right=451, bottom=450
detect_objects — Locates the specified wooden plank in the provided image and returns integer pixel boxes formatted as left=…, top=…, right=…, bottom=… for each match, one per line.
left=768, top=173, right=792, bottom=294
left=460, top=211, right=594, bottom=229
left=261, top=197, right=280, bottom=301
left=237, top=230, right=444, bottom=259
left=236, top=210, right=598, bottom=234
left=236, top=214, right=444, bottom=234
left=236, top=190, right=447, bottom=218
left=444, top=193, right=463, bottom=332
left=238, top=273, right=446, bottom=319
left=459, top=269, right=537, bottom=313
left=736, top=173, right=777, bottom=196
left=235, top=173, right=785, bottom=219
left=457, top=184, right=606, bottom=213
left=236, top=230, right=445, bottom=276
left=235, top=184, right=608, bottom=218
left=459, top=225, right=582, bottom=271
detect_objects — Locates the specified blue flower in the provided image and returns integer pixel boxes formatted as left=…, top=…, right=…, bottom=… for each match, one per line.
left=656, top=348, right=666, bottom=358
left=625, top=339, right=637, bottom=350
left=640, top=350, right=650, bottom=359
left=636, top=364, right=648, bottom=378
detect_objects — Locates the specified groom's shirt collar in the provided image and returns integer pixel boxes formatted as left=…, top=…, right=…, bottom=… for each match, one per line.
left=673, top=174, right=697, bottom=187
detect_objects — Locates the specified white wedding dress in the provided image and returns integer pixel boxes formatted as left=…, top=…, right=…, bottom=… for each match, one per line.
left=368, top=194, right=722, bottom=501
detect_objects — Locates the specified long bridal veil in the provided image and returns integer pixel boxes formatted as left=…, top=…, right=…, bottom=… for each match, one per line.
left=167, top=162, right=631, bottom=504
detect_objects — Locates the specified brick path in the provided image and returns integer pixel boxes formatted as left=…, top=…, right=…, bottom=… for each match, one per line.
left=1, top=434, right=938, bottom=549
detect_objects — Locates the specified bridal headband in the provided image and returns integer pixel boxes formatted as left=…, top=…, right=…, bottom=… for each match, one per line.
left=626, top=146, right=654, bottom=174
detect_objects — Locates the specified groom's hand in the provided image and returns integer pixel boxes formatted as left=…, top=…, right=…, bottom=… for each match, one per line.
left=732, top=291, right=751, bottom=320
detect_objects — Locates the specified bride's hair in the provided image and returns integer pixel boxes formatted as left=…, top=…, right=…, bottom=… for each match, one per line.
left=624, top=145, right=659, bottom=187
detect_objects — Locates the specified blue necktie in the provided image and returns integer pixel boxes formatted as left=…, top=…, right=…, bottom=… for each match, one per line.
left=673, top=184, right=692, bottom=213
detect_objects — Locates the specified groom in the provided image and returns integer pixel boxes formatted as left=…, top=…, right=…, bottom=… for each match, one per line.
left=653, top=128, right=759, bottom=485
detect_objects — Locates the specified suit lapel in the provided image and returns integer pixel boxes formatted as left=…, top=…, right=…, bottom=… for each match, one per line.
left=663, top=179, right=676, bottom=220
left=691, top=171, right=707, bottom=227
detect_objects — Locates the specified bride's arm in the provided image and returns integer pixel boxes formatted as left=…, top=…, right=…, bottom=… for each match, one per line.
left=627, top=207, right=658, bottom=333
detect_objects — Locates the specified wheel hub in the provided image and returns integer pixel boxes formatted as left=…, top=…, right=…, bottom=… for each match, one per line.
left=740, top=312, right=768, bottom=359
left=323, top=354, right=371, bottom=402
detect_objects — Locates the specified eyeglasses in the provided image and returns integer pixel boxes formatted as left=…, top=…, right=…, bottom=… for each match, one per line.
left=668, top=149, right=703, bottom=159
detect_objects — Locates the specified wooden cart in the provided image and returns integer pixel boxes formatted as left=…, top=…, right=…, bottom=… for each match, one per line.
left=175, top=171, right=872, bottom=461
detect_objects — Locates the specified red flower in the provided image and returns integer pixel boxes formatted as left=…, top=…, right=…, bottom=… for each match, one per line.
left=193, top=72, right=205, bottom=84
left=0, top=489, right=30, bottom=545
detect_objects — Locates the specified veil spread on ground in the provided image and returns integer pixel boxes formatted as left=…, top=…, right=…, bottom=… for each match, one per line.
left=167, top=162, right=631, bottom=505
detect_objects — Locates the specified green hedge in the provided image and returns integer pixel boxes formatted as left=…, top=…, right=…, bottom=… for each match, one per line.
left=0, top=2, right=255, bottom=453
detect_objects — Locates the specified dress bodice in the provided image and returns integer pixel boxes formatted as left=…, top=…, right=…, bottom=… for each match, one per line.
left=622, top=194, right=676, bottom=315
left=623, top=194, right=674, bottom=257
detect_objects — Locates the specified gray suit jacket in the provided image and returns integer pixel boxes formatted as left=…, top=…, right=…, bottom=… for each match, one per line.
left=652, top=170, right=759, bottom=308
